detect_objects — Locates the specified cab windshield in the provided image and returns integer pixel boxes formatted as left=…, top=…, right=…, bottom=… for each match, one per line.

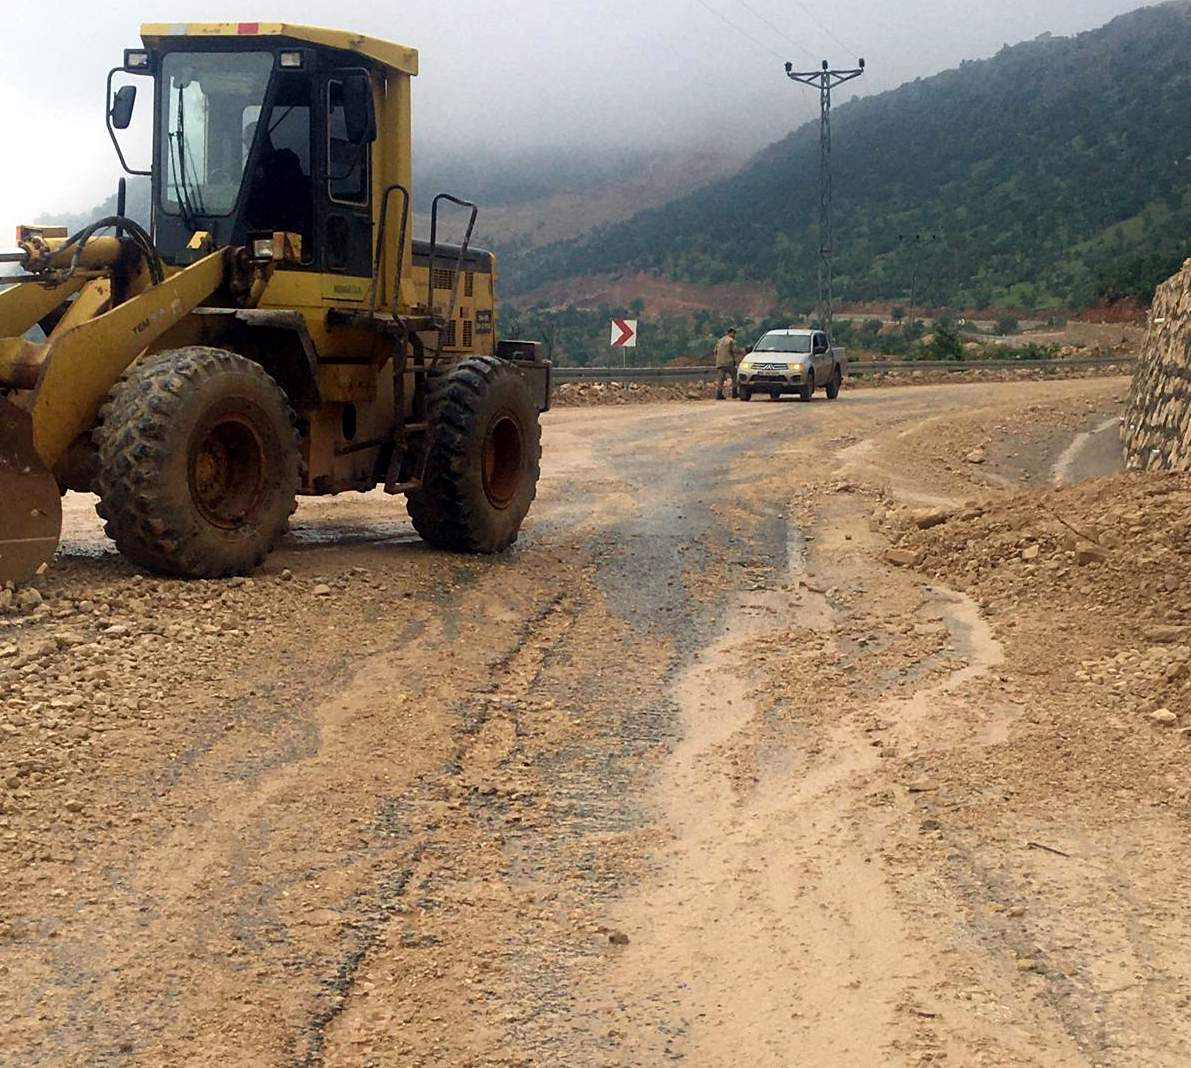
left=754, top=333, right=813, bottom=354
left=159, top=51, right=274, bottom=222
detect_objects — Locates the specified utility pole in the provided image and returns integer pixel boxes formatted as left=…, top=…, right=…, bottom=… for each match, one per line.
left=785, top=58, right=865, bottom=339
left=899, top=232, right=937, bottom=336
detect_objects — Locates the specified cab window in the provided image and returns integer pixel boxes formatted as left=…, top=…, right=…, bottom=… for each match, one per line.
left=327, top=79, right=369, bottom=205
left=242, top=71, right=313, bottom=251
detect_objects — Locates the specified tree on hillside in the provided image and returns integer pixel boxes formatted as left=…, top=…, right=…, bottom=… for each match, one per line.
left=920, top=318, right=965, bottom=361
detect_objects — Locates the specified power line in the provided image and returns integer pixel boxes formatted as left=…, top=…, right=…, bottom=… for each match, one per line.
left=730, top=0, right=815, bottom=61
left=689, top=0, right=788, bottom=62
left=786, top=0, right=857, bottom=56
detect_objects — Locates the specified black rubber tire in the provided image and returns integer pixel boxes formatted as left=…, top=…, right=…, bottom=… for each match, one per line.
left=826, top=365, right=842, bottom=400
left=739, top=388, right=752, bottom=402
left=407, top=356, right=541, bottom=554
left=800, top=370, right=816, bottom=402
left=93, top=347, right=300, bottom=578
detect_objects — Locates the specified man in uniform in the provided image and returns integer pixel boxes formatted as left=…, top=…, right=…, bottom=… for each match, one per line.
left=714, top=328, right=743, bottom=400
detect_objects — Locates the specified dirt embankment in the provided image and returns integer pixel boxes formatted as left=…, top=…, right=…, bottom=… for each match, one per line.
left=880, top=474, right=1191, bottom=727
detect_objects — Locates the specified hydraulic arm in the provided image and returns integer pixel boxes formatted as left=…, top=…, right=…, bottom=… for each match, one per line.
left=0, top=225, right=271, bottom=585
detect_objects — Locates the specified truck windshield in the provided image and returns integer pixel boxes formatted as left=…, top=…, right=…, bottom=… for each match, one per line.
left=755, top=334, right=813, bottom=354
left=159, top=51, right=274, bottom=222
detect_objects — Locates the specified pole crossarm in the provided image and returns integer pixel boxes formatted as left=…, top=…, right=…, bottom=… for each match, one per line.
left=786, top=68, right=864, bottom=87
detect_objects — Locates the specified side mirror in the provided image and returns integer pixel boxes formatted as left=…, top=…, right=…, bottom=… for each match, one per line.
left=341, top=75, right=376, bottom=145
left=110, top=84, right=137, bottom=131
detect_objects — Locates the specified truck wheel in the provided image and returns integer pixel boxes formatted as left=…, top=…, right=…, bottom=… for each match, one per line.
left=799, top=370, right=816, bottom=402
left=407, top=356, right=541, bottom=553
left=93, top=347, right=300, bottom=578
left=739, top=387, right=752, bottom=402
left=826, top=365, right=843, bottom=400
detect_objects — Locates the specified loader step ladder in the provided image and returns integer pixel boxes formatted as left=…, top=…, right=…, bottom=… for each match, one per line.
left=325, top=191, right=479, bottom=497
left=426, top=193, right=479, bottom=358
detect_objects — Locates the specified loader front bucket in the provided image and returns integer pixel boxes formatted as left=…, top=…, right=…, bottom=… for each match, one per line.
left=0, top=397, right=62, bottom=587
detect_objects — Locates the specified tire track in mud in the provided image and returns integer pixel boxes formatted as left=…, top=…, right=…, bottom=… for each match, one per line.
left=315, top=413, right=794, bottom=1066
left=588, top=479, right=1097, bottom=1066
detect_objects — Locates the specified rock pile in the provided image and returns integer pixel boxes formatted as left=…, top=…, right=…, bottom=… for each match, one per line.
left=877, top=472, right=1191, bottom=724
left=1123, top=259, right=1191, bottom=470
left=553, top=380, right=716, bottom=407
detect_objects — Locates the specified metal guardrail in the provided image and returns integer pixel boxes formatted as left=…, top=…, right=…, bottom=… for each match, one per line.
left=553, top=355, right=1136, bottom=384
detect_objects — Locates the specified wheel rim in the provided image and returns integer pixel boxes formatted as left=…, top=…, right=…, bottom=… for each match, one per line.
left=189, top=413, right=268, bottom=528
left=482, top=413, right=524, bottom=509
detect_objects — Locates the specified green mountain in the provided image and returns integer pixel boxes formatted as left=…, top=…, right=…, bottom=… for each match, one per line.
left=506, top=2, right=1191, bottom=310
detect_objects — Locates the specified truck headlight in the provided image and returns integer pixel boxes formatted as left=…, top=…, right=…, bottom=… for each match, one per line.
left=739, top=361, right=753, bottom=371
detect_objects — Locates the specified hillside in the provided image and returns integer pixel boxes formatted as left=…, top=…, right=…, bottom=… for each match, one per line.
left=39, top=147, right=735, bottom=258
left=415, top=148, right=740, bottom=250
left=507, top=2, right=1191, bottom=311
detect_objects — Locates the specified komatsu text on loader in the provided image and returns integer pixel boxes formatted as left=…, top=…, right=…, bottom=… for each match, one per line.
left=0, top=22, right=551, bottom=586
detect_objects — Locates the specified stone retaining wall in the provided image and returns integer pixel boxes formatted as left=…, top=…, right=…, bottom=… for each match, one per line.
left=1124, top=260, right=1191, bottom=470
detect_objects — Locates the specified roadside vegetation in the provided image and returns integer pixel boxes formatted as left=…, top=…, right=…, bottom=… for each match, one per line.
left=501, top=304, right=1079, bottom=367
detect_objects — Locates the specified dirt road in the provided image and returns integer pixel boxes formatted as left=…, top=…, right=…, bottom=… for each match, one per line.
left=5, top=376, right=1190, bottom=1067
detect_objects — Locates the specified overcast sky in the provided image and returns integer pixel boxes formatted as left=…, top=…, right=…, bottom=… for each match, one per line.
left=0, top=0, right=1158, bottom=236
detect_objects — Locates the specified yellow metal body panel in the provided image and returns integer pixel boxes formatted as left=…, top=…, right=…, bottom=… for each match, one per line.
left=140, top=22, right=418, bottom=75
left=30, top=252, right=226, bottom=465
left=53, top=279, right=112, bottom=335
left=0, top=277, right=85, bottom=340
left=321, top=276, right=369, bottom=304
left=318, top=364, right=378, bottom=404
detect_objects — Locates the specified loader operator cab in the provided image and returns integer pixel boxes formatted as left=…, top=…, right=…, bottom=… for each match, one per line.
left=110, top=34, right=377, bottom=275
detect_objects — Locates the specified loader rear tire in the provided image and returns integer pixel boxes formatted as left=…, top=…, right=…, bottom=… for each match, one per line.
left=407, top=356, right=541, bottom=554
left=93, top=347, right=300, bottom=578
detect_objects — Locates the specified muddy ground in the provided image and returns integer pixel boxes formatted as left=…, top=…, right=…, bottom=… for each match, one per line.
left=4, top=375, right=1188, bottom=1067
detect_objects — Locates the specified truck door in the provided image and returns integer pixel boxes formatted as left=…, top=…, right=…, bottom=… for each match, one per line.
left=319, top=70, right=374, bottom=303
left=812, top=332, right=830, bottom=380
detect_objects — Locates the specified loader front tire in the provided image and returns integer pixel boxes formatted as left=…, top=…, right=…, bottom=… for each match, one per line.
left=407, top=356, right=541, bottom=554
left=94, top=347, right=300, bottom=578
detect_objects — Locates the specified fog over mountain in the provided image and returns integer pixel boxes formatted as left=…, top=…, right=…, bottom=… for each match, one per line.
left=0, top=0, right=1160, bottom=237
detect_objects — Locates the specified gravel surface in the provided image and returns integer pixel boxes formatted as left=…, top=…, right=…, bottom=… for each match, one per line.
left=7, top=376, right=1189, bottom=1067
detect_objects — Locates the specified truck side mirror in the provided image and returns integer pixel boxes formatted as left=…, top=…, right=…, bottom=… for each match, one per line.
left=110, top=85, right=137, bottom=131
left=341, top=74, right=376, bottom=145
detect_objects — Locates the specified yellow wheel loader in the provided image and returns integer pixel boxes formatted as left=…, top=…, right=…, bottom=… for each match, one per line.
left=0, top=22, right=551, bottom=586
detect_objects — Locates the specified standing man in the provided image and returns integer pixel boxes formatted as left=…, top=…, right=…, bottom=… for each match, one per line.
left=714, top=328, right=743, bottom=401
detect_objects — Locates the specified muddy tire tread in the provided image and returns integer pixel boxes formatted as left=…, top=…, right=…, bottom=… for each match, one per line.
left=407, top=356, right=542, bottom=553
left=93, top=346, right=300, bottom=578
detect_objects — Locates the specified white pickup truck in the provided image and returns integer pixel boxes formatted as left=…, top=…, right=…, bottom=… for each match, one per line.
left=736, top=329, right=846, bottom=402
